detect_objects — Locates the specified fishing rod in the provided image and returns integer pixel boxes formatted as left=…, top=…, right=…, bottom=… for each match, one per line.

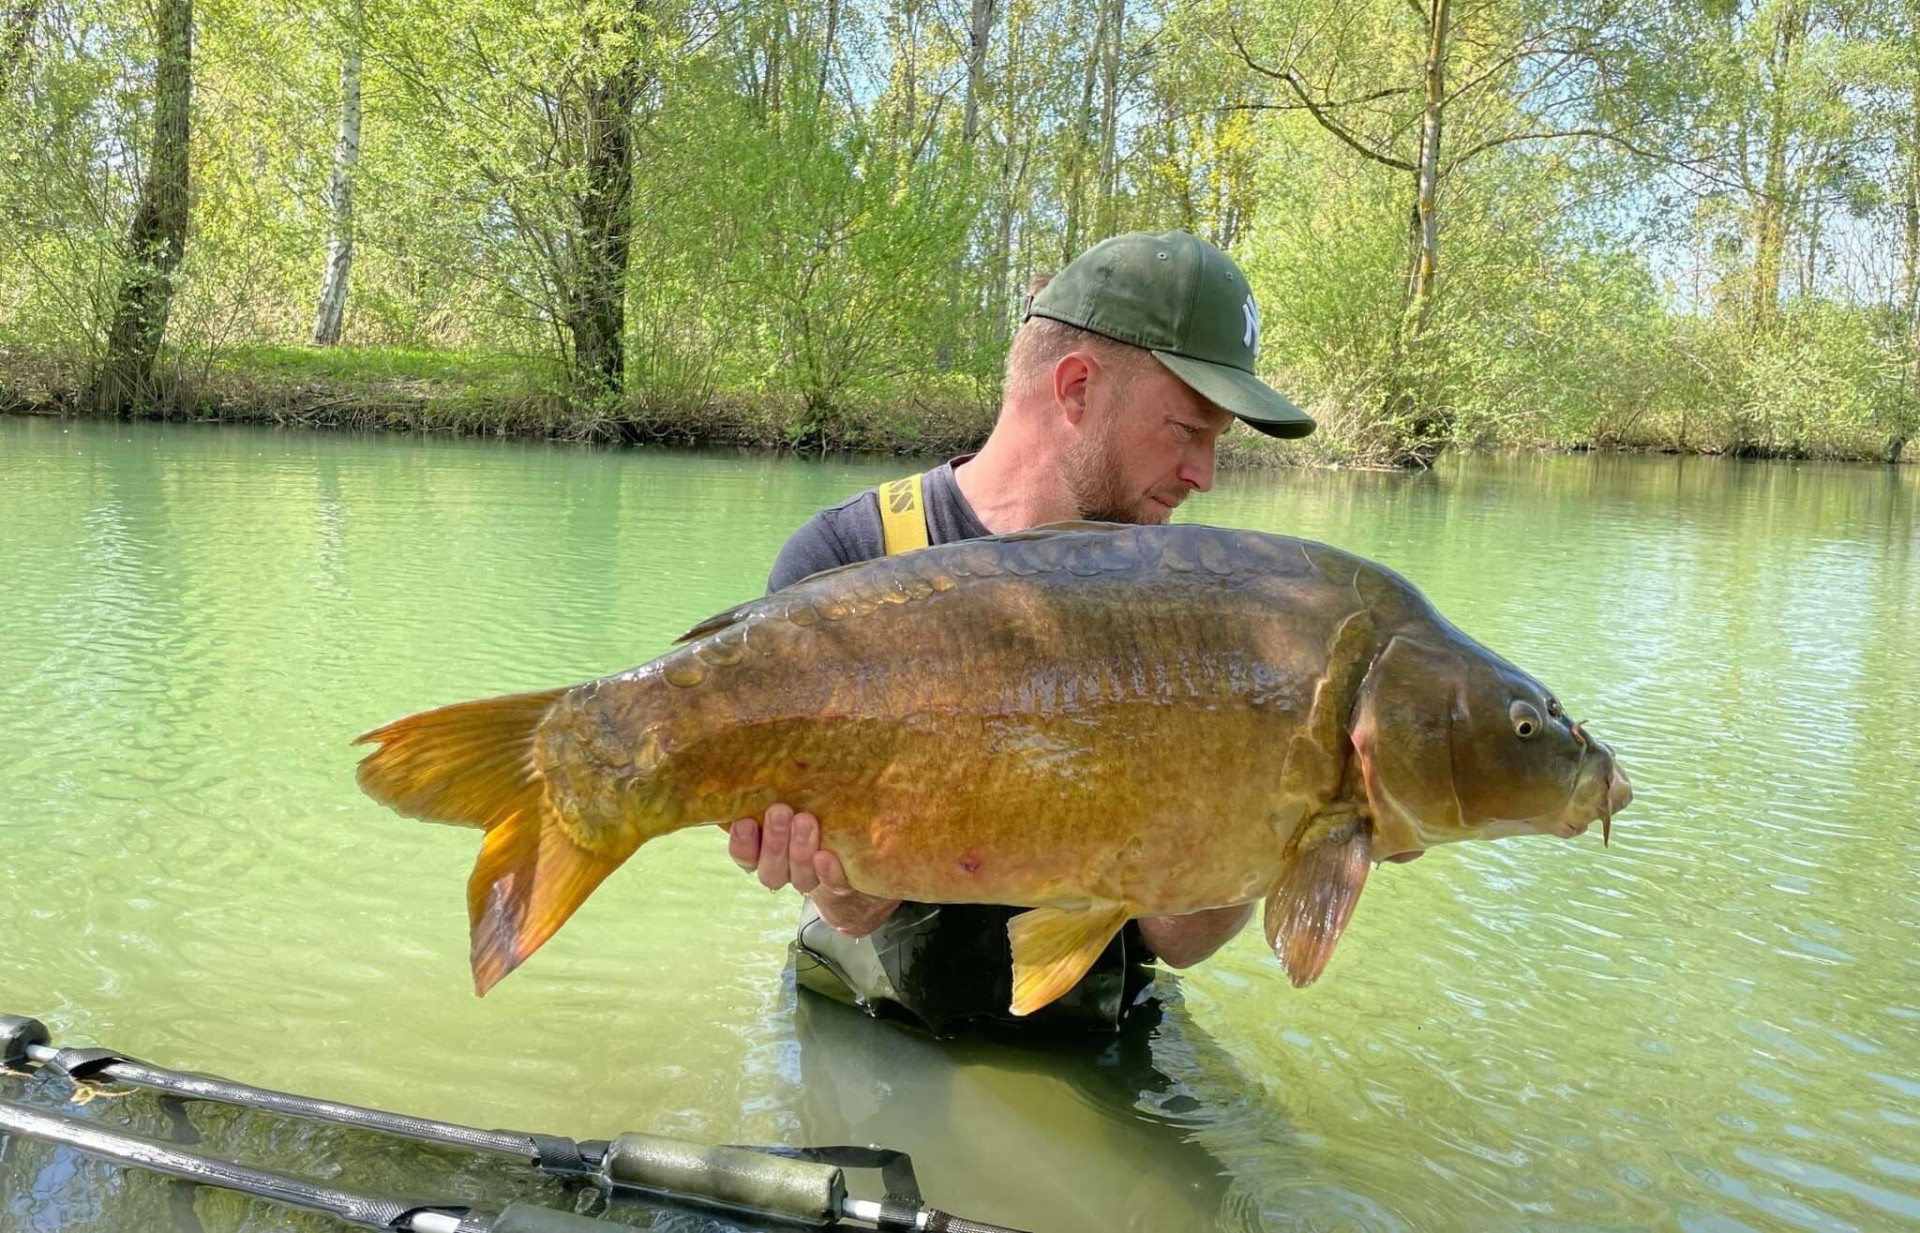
left=1, top=1013, right=1025, bottom=1233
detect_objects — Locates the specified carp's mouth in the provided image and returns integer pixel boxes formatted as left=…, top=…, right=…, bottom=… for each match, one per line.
left=1558, top=749, right=1633, bottom=844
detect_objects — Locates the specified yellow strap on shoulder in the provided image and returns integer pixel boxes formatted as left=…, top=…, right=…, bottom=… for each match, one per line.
left=878, top=473, right=930, bottom=556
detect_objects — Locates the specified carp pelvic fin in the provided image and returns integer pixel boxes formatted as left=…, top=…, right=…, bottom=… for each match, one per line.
left=1265, top=817, right=1372, bottom=987
left=1006, top=904, right=1130, bottom=1016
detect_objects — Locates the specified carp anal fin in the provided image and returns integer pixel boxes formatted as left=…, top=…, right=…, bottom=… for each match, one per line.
left=1006, top=904, right=1130, bottom=1016
left=1265, top=818, right=1372, bottom=987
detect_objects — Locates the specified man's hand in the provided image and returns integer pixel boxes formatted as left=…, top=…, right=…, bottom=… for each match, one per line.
left=727, top=802, right=901, bottom=937
left=1138, top=850, right=1425, bottom=968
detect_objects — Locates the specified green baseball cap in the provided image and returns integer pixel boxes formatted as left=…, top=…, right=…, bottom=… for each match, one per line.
left=1025, top=230, right=1315, bottom=438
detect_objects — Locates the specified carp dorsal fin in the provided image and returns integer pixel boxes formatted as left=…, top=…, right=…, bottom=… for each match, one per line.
left=1265, top=815, right=1372, bottom=987
left=680, top=522, right=1136, bottom=645
left=1006, top=903, right=1131, bottom=1016
left=986, top=520, right=1129, bottom=541
left=676, top=601, right=757, bottom=644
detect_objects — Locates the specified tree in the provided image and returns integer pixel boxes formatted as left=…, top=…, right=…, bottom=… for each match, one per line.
left=377, top=0, right=655, bottom=404
left=312, top=0, right=363, bottom=345
left=1226, top=0, right=1665, bottom=460
left=90, top=0, right=191, bottom=413
left=562, top=0, right=648, bottom=402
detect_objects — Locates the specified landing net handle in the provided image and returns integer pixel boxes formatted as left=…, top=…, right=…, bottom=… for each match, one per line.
left=600, top=1135, right=1031, bottom=1231
left=1, top=1013, right=587, bottom=1173
left=0, top=1097, right=617, bottom=1233
left=2, top=1014, right=1034, bottom=1232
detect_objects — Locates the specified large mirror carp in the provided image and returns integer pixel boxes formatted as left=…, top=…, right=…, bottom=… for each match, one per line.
left=356, top=522, right=1632, bottom=1014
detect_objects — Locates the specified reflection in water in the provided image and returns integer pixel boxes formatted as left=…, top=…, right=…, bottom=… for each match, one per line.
left=2, top=419, right=1917, bottom=1232
left=789, top=978, right=1243, bottom=1233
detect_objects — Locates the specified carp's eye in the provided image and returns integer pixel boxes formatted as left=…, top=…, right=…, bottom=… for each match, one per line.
left=1511, top=701, right=1542, bottom=738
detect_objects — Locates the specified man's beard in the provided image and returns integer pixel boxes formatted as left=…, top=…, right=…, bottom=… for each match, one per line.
left=1064, top=419, right=1163, bottom=525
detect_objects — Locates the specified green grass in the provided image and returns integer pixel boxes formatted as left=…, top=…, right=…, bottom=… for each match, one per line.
left=5, top=343, right=1910, bottom=464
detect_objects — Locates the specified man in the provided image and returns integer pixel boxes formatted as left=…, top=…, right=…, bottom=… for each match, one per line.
left=728, top=230, right=1324, bottom=1034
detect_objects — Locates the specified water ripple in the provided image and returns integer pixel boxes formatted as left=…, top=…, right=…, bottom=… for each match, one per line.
left=3, top=425, right=1918, bottom=1231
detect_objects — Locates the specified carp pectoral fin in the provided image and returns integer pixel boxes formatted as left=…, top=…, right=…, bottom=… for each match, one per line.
left=468, top=806, right=635, bottom=996
left=1006, top=904, right=1131, bottom=1017
left=1265, top=819, right=1372, bottom=988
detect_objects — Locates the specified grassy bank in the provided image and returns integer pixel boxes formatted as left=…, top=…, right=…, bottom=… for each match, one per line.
left=2, top=344, right=1912, bottom=466
left=0, top=344, right=1007, bottom=456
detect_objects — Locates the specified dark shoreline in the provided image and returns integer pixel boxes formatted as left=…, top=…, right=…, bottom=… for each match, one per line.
left=3, top=366, right=1911, bottom=469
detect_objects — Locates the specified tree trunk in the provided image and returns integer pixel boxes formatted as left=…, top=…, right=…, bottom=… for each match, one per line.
left=1093, top=0, right=1124, bottom=239
left=562, top=6, right=645, bottom=405
left=1904, top=102, right=1919, bottom=333
left=3, top=0, right=41, bottom=95
left=1061, top=0, right=1108, bottom=263
left=312, top=0, right=362, bottom=346
left=1902, top=19, right=1919, bottom=333
left=92, top=0, right=191, bottom=414
left=813, top=0, right=838, bottom=115
left=1751, top=1, right=1805, bottom=333
left=991, top=142, right=1030, bottom=340
left=1405, top=0, right=1449, bottom=332
left=962, top=0, right=995, bottom=143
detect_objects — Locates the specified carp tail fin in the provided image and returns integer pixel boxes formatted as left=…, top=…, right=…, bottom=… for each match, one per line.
left=353, top=688, right=568, bottom=831
left=1006, top=904, right=1131, bottom=1017
left=1265, top=816, right=1372, bottom=987
left=355, top=687, right=631, bottom=995
left=466, top=805, right=634, bottom=995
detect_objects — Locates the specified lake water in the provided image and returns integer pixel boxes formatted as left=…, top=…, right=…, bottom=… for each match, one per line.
left=2, top=416, right=1917, bottom=1232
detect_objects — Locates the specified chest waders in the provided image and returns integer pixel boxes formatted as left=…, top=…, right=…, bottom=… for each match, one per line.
left=788, top=476, right=1157, bottom=1036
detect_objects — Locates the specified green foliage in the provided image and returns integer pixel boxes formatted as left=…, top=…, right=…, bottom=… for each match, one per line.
left=0, top=0, right=1915, bottom=463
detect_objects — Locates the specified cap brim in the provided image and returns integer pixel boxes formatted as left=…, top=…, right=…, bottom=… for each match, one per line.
left=1151, top=351, right=1316, bottom=439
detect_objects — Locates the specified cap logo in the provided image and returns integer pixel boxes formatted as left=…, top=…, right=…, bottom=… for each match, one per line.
left=1242, top=294, right=1260, bottom=354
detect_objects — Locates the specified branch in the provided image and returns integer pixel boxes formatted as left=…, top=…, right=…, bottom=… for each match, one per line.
left=1230, top=29, right=1415, bottom=173
left=1441, top=125, right=1686, bottom=178
left=1441, top=38, right=1600, bottom=107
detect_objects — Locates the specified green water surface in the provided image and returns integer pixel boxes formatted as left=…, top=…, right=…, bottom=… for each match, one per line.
left=1, top=417, right=1916, bottom=1232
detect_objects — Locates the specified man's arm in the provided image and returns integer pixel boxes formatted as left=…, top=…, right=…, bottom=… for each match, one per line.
left=734, top=819, right=1250, bottom=958
left=767, top=502, right=873, bottom=592
left=1136, top=904, right=1256, bottom=968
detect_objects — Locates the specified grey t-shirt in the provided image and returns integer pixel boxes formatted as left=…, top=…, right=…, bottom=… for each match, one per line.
left=767, top=455, right=991, bottom=592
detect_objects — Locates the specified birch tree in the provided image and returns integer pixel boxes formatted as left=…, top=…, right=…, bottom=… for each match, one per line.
left=312, top=0, right=362, bottom=345
left=962, top=0, right=995, bottom=143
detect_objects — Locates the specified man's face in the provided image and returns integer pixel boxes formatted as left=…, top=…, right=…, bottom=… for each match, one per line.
left=1063, top=353, right=1234, bottom=525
